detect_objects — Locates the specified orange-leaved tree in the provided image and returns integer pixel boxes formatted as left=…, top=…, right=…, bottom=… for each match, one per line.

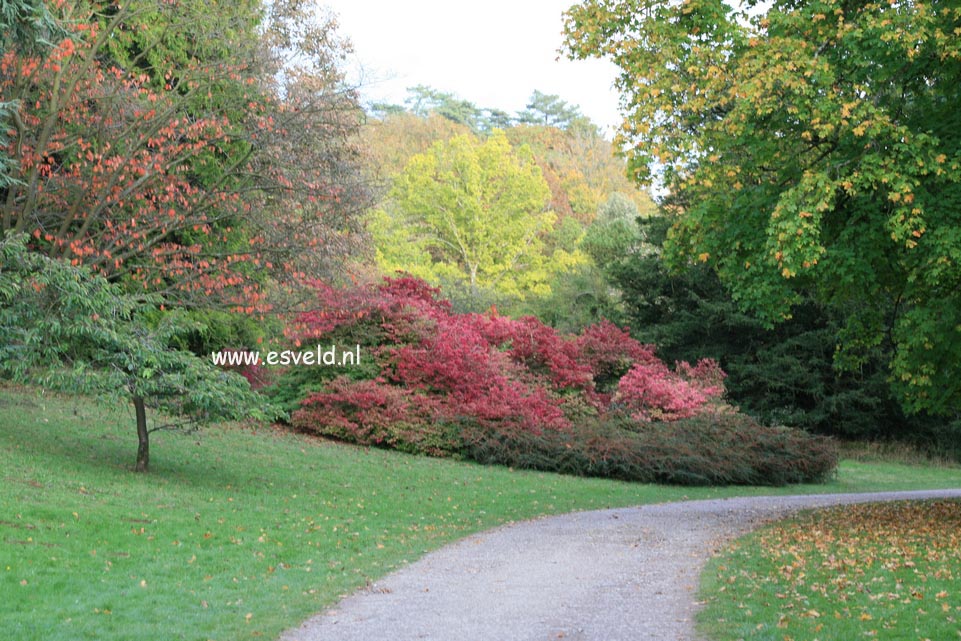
left=1, top=0, right=371, bottom=312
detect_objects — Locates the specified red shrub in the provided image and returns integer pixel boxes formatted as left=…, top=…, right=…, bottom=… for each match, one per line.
left=292, top=377, right=451, bottom=454
left=576, top=320, right=655, bottom=390
left=376, top=276, right=452, bottom=316
left=291, top=276, right=450, bottom=346
left=297, top=378, right=411, bottom=435
left=459, top=312, right=594, bottom=391
left=391, top=314, right=569, bottom=433
left=283, top=276, right=743, bottom=465
left=274, top=276, right=834, bottom=485
left=502, top=316, right=594, bottom=390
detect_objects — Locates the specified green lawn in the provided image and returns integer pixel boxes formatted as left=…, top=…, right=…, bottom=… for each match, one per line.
left=3, top=385, right=961, bottom=641
left=698, top=500, right=961, bottom=641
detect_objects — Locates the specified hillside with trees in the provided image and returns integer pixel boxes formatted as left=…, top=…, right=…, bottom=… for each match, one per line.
left=3, top=0, right=957, bottom=477
left=2, top=3, right=960, bottom=641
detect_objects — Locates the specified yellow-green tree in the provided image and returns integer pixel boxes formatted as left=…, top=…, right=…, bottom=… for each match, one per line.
left=375, top=131, right=555, bottom=307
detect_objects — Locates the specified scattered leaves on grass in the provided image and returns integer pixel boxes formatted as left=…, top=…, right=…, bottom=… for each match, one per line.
left=704, top=500, right=961, bottom=640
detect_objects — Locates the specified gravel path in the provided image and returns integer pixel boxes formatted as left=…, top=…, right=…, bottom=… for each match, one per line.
left=280, top=489, right=961, bottom=641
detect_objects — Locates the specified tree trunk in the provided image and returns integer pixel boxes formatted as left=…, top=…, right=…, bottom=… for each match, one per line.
left=469, top=263, right=478, bottom=308
left=133, top=395, right=149, bottom=473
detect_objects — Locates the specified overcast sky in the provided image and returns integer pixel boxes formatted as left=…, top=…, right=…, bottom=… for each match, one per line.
left=319, top=0, right=623, bottom=134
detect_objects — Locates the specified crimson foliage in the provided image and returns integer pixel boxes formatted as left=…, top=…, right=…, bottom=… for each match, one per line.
left=285, top=276, right=836, bottom=485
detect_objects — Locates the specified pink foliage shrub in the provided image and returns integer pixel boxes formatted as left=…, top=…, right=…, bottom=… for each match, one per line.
left=614, top=357, right=727, bottom=423
left=295, top=377, right=421, bottom=442
left=675, top=358, right=727, bottom=397
left=615, top=363, right=699, bottom=422
left=293, top=377, right=459, bottom=455
left=498, top=316, right=593, bottom=390
left=292, top=277, right=449, bottom=345
left=280, top=276, right=838, bottom=486
left=575, top=320, right=653, bottom=387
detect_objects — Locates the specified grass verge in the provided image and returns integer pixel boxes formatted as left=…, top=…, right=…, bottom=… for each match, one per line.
left=3, top=385, right=961, bottom=641
left=698, top=500, right=961, bottom=641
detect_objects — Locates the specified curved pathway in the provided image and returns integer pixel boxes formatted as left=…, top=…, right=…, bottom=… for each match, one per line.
left=280, top=489, right=961, bottom=641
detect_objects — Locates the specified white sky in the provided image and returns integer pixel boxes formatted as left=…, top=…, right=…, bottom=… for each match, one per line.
left=318, top=0, right=624, bottom=135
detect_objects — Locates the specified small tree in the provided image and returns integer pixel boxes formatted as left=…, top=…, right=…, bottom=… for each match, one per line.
left=0, top=234, right=276, bottom=472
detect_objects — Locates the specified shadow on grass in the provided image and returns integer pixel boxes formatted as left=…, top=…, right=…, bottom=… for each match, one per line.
left=0, top=386, right=288, bottom=492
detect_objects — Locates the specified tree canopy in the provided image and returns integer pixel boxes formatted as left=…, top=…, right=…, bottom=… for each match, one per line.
left=564, top=0, right=961, bottom=414
left=370, top=87, right=595, bottom=135
left=361, top=87, right=656, bottom=319
left=0, top=0, right=63, bottom=188
left=1, top=0, right=371, bottom=311
left=516, top=89, right=585, bottom=130
left=375, top=130, right=555, bottom=305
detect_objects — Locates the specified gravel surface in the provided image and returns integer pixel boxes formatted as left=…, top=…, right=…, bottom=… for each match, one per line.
left=280, top=489, right=961, bottom=641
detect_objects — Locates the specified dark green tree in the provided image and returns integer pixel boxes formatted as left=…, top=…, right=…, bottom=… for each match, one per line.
left=582, top=192, right=641, bottom=268
left=517, top=90, right=583, bottom=130
left=565, top=0, right=961, bottom=415
left=481, top=108, right=515, bottom=133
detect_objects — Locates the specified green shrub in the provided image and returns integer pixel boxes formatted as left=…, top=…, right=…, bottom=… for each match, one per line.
left=460, top=409, right=838, bottom=486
